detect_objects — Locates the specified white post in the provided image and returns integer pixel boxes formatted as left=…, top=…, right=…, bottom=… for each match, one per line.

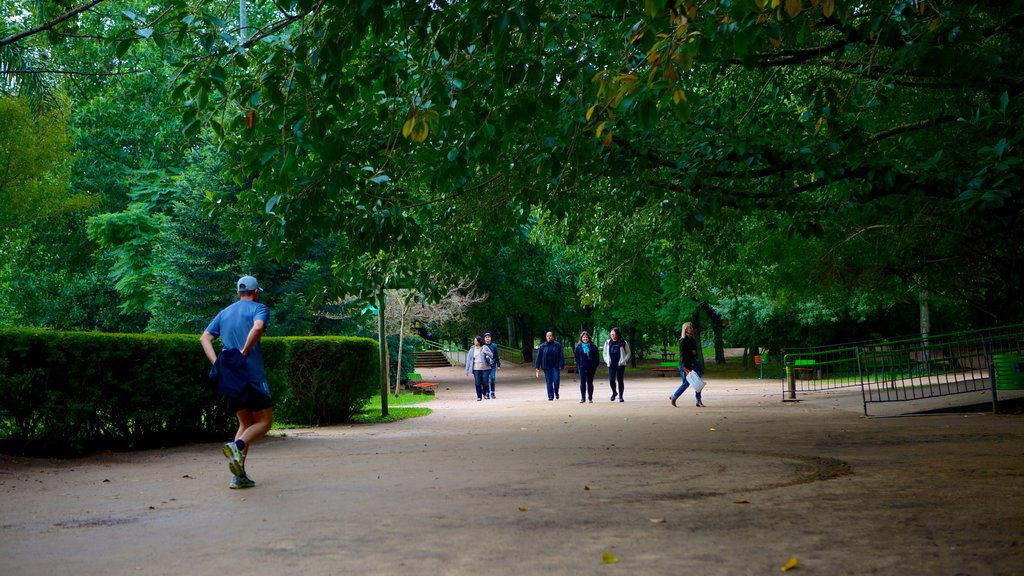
left=239, top=0, right=248, bottom=42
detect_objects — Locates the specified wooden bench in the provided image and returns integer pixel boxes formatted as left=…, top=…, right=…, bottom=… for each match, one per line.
left=566, top=364, right=577, bottom=374
left=410, top=381, right=439, bottom=395
left=651, top=363, right=678, bottom=377
left=407, top=372, right=439, bottom=395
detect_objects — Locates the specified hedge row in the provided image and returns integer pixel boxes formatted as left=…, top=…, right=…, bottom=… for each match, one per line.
left=0, top=329, right=379, bottom=457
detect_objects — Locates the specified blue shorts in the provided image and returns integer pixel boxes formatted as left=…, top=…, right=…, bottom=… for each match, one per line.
left=228, top=382, right=273, bottom=413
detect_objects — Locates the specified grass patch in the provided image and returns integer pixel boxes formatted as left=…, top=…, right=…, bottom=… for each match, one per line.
left=351, top=391, right=435, bottom=424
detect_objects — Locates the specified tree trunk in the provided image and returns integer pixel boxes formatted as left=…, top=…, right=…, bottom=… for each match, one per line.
left=376, top=285, right=388, bottom=417
left=394, top=296, right=407, bottom=396
left=627, top=325, right=638, bottom=367
left=701, top=301, right=727, bottom=364
left=692, top=310, right=706, bottom=368
left=507, top=316, right=515, bottom=352
left=519, top=316, right=534, bottom=363
left=920, top=289, right=931, bottom=367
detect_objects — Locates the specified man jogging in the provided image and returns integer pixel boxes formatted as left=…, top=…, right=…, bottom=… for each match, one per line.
left=201, top=275, right=273, bottom=489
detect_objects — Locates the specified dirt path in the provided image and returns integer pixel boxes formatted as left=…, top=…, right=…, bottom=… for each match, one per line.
left=2, top=364, right=1022, bottom=575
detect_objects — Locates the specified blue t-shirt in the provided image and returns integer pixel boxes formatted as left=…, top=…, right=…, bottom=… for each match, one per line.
left=205, top=299, right=270, bottom=384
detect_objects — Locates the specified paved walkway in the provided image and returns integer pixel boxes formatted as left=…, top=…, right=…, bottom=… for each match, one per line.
left=1, top=364, right=1022, bottom=575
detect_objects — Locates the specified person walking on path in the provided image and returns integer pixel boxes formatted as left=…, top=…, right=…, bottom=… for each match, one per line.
left=670, top=321, right=705, bottom=407
left=573, top=331, right=600, bottom=403
left=484, top=332, right=501, bottom=399
left=534, top=331, right=565, bottom=400
left=603, top=327, right=631, bottom=402
left=201, top=275, right=273, bottom=490
left=466, top=336, right=494, bottom=401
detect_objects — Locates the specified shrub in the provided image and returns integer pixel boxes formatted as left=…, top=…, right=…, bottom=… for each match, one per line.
left=0, top=329, right=378, bottom=456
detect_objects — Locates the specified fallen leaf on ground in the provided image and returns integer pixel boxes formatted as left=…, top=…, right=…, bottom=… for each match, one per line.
left=780, top=556, right=799, bottom=571
left=649, top=518, right=666, bottom=523
left=734, top=499, right=750, bottom=504
left=602, top=551, right=619, bottom=564
left=518, top=506, right=529, bottom=512
left=709, top=428, right=716, bottom=431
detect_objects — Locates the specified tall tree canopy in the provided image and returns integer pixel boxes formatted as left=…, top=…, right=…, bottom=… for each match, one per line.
left=2, top=0, right=1022, bottom=342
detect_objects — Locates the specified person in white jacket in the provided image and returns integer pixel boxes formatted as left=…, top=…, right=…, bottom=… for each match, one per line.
left=603, top=327, right=631, bottom=402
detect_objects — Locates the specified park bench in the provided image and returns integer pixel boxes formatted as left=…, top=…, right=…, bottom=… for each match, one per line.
left=651, top=362, right=678, bottom=377
left=791, top=359, right=818, bottom=380
left=406, top=372, right=439, bottom=395
left=566, top=364, right=577, bottom=373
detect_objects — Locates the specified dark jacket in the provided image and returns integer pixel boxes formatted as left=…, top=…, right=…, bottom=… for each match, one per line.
left=679, top=335, right=698, bottom=371
left=487, top=342, right=501, bottom=367
left=209, top=348, right=251, bottom=401
left=534, top=340, right=565, bottom=371
left=574, top=341, right=600, bottom=373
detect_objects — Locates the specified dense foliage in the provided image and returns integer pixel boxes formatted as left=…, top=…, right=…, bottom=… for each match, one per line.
left=2, top=0, right=1021, bottom=357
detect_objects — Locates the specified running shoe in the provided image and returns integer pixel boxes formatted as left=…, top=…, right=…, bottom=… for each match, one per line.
left=229, top=474, right=256, bottom=489
left=222, top=441, right=245, bottom=477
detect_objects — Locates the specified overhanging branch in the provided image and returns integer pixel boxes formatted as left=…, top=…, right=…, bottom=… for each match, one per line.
left=868, top=115, right=959, bottom=143
left=0, top=0, right=106, bottom=49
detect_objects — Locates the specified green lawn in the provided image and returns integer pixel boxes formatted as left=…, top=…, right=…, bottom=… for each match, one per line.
left=351, top=391, right=435, bottom=424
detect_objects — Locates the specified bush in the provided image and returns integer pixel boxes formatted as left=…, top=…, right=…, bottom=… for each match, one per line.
left=388, top=334, right=417, bottom=390
left=0, top=329, right=378, bottom=456
left=270, top=336, right=379, bottom=425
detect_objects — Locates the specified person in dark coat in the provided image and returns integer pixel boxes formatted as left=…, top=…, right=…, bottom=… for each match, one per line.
left=573, top=331, right=600, bottom=403
left=484, top=332, right=501, bottom=399
left=534, top=331, right=565, bottom=400
left=670, top=321, right=705, bottom=407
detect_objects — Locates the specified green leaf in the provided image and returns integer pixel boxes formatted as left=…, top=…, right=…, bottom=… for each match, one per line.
left=116, top=39, right=134, bottom=58
left=266, top=194, right=282, bottom=214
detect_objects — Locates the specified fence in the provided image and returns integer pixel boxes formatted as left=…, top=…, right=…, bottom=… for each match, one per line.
left=420, top=339, right=524, bottom=366
left=782, top=324, right=1024, bottom=416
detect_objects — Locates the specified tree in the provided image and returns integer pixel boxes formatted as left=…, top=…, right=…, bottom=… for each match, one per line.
left=4, top=0, right=1022, bottom=344
left=0, top=96, right=87, bottom=228
left=383, top=281, right=484, bottom=395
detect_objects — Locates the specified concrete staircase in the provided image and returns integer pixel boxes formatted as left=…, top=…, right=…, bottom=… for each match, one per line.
left=414, top=350, right=453, bottom=368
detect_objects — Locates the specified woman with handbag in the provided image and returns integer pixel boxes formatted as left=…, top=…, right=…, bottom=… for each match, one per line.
left=670, top=322, right=706, bottom=407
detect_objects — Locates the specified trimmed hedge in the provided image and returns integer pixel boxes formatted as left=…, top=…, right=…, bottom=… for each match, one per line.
left=0, top=329, right=379, bottom=457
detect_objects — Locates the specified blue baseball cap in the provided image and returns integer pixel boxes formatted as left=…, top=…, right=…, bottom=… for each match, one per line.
left=237, top=275, right=261, bottom=292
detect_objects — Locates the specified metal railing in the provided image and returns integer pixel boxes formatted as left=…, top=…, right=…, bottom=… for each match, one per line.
left=782, top=324, right=1024, bottom=415
left=420, top=339, right=524, bottom=366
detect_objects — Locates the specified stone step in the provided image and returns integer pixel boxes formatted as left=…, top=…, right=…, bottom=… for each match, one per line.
left=414, top=350, right=453, bottom=368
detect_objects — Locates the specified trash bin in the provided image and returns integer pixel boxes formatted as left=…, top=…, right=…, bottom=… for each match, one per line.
left=994, top=354, right=1024, bottom=390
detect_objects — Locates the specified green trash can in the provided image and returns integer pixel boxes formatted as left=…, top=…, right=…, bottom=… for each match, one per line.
left=993, top=354, right=1024, bottom=390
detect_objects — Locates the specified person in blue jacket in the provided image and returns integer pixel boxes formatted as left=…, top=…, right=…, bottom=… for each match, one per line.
left=534, top=331, right=565, bottom=400
left=573, top=331, right=600, bottom=403
left=201, top=275, right=272, bottom=490
left=484, top=332, right=501, bottom=399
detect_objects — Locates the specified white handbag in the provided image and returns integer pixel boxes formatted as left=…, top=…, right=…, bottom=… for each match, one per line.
left=686, top=369, right=706, bottom=393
